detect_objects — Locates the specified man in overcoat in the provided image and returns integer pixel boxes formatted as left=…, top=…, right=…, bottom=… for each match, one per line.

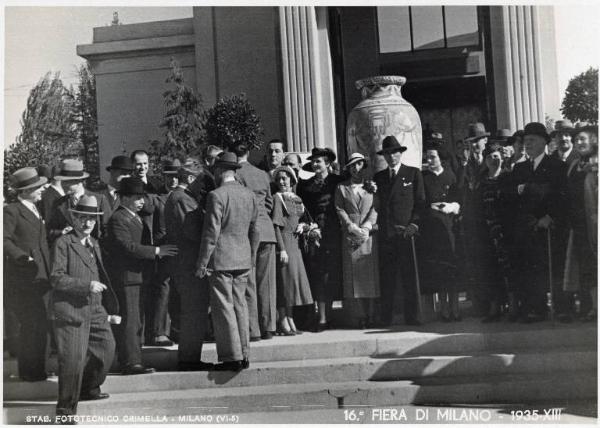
left=374, top=136, right=426, bottom=326
left=50, top=195, right=119, bottom=417
left=4, top=167, right=52, bottom=381
left=196, top=152, right=259, bottom=371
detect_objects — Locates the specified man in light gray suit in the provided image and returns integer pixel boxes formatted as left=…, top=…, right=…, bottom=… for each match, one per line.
left=230, top=143, right=277, bottom=340
left=196, top=152, right=259, bottom=371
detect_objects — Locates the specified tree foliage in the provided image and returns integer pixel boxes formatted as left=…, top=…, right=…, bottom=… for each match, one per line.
left=561, top=67, right=598, bottom=125
left=203, top=93, right=264, bottom=151
left=148, top=58, right=205, bottom=174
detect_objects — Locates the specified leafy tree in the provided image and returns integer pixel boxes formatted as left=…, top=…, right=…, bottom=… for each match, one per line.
left=203, top=93, right=264, bottom=151
left=148, top=58, right=205, bottom=174
left=4, top=72, right=78, bottom=199
left=561, top=67, right=598, bottom=125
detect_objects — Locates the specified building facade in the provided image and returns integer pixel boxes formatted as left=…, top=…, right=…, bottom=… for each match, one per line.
left=77, top=6, right=559, bottom=180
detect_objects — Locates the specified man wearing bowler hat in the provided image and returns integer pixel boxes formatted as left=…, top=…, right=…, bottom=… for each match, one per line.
left=507, top=122, right=568, bottom=322
left=47, top=159, right=111, bottom=246
left=4, top=167, right=52, bottom=381
left=196, top=152, right=259, bottom=371
left=50, top=195, right=119, bottom=417
left=106, top=177, right=178, bottom=374
left=374, top=136, right=426, bottom=326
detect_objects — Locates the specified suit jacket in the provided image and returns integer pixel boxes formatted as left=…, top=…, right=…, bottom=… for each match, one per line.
left=165, top=186, right=204, bottom=268
left=39, top=185, right=63, bottom=221
left=508, top=154, right=568, bottom=226
left=49, top=231, right=119, bottom=325
left=373, top=164, right=426, bottom=238
left=196, top=181, right=259, bottom=271
left=99, top=186, right=120, bottom=218
left=106, top=206, right=157, bottom=286
left=137, top=176, right=168, bottom=245
left=3, top=202, right=51, bottom=289
left=551, top=149, right=580, bottom=167
left=235, top=161, right=276, bottom=243
left=47, top=190, right=111, bottom=246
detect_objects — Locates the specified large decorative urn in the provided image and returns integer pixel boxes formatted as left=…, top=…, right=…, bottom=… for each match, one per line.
left=347, top=76, right=422, bottom=173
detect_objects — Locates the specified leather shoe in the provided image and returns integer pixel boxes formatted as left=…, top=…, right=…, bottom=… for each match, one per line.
left=146, top=336, right=174, bottom=347
left=177, top=361, right=214, bottom=371
left=405, top=319, right=422, bottom=326
left=261, top=331, right=273, bottom=340
left=213, top=361, right=244, bottom=372
left=121, top=364, right=156, bottom=375
left=80, top=392, right=109, bottom=401
left=249, top=336, right=261, bottom=342
left=241, top=358, right=250, bottom=369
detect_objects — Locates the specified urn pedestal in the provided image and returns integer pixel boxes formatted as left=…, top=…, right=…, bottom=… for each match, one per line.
left=347, top=76, right=422, bottom=173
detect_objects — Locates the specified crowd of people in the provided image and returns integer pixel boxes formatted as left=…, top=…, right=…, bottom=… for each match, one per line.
left=3, top=120, right=598, bottom=418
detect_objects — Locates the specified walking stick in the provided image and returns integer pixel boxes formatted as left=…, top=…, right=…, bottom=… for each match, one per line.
left=410, top=235, right=423, bottom=322
left=546, top=227, right=555, bottom=322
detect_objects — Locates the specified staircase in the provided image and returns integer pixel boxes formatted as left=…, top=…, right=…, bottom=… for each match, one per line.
left=3, top=320, right=597, bottom=423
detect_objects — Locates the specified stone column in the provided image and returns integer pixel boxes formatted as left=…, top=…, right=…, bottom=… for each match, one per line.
left=279, top=7, right=337, bottom=153
left=489, top=5, right=551, bottom=130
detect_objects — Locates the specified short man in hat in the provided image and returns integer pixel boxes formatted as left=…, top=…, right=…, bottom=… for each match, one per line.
left=507, top=122, right=568, bottom=322
left=4, top=167, right=52, bottom=381
left=373, top=136, right=426, bottom=326
left=39, top=165, right=65, bottom=221
left=102, top=155, right=134, bottom=216
left=196, top=152, right=259, bottom=371
left=165, top=165, right=216, bottom=370
left=230, top=142, right=277, bottom=340
left=464, top=122, right=490, bottom=167
left=47, top=159, right=111, bottom=246
left=50, top=195, right=119, bottom=417
left=550, top=119, right=580, bottom=165
left=106, top=177, right=178, bottom=374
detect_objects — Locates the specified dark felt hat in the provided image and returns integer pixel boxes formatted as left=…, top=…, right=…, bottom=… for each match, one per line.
left=523, top=122, right=551, bottom=142
left=11, top=167, right=48, bottom=191
left=377, top=135, right=408, bottom=155
left=106, top=155, right=134, bottom=172
left=162, top=159, right=182, bottom=175
left=214, top=152, right=241, bottom=170
left=424, top=131, right=444, bottom=144
left=37, top=165, right=52, bottom=180
left=118, top=177, right=145, bottom=196
left=464, top=122, right=490, bottom=142
left=306, top=147, right=337, bottom=163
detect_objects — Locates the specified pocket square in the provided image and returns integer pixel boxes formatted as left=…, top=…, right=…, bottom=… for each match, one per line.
left=402, top=182, right=412, bottom=187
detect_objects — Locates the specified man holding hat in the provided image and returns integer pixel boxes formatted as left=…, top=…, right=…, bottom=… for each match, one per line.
left=196, top=152, right=259, bottom=371
left=4, top=167, right=52, bottom=381
left=50, top=195, right=119, bottom=418
left=373, top=136, right=426, bottom=326
left=106, top=177, right=178, bottom=375
left=47, top=159, right=110, bottom=246
left=507, top=122, right=568, bottom=322
left=550, top=119, right=580, bottom=165
left=164, top=164, right=216, bottom=370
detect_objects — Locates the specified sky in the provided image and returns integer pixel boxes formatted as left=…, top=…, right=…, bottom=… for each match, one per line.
left=2, top=4, right=600, bottom=148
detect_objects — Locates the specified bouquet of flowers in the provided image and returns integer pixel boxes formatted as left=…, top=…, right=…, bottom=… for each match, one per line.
left=295, top=222, right=322, bottom=252
left=363, top=180, right=378, bottom=194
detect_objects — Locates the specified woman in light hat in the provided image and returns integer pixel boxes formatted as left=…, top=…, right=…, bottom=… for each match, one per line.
left=334, top=153, right=379, bottom=328
left=271, top=166, right=313, bottom=335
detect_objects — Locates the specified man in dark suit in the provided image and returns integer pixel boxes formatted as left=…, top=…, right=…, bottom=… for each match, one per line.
left=196, top=152, right=259, bottom=371
left=374, top=136, right=426, bottom=326
left=100, top=156, right=134, bottom=217
left=130, top=149, right=172, bottom=347
left=231, top=142, right=277, bottom=340
left=47, top=159, right=111, bottom=246
left=50, top=195, right=119, bottom=417
left=4, top=167, right=52, bottom=381
left=507, top=122, right=568, bottom=322
left=39, top=165, right=64, bottom=221
left=165, top=166, right=216, bottom=370
left=106, top=177, right=178, bottom=374
left=550, top=120, right=580, bottom=166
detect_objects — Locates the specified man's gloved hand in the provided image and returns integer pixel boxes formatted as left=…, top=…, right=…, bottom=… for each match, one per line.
left=403, top=223, right=419, bottom=238
left=535, top=214, right=553, bottom=230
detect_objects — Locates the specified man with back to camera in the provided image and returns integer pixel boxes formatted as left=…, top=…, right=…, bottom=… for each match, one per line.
left=106, top=176, right=178, bottom=374
left=50, top=195, right=119, bottom=418
left=195, top=152, right=259, bottom=371
left=374, top=136, right=426, bottom=327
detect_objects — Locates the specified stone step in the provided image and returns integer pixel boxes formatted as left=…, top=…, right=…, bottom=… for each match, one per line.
left=4, top=347, right=596, bottom=401
left=4, top=322, right=597, bottom=377
left=4, top=370, right=595, bottom=423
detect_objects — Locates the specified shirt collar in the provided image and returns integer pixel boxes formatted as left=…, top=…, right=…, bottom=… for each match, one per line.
left=50, top=184, right=65, bottom=196
left=560, top=147, right=573, bottom=161
left=122, top=205, right=138, bottom=218
left=389, top=164, right=401, bottom=175
left=533, top=152, right=545, bottom=170
left=18, top=197, right=39, bottom=216
left=431, top=167, right=444, bottom=176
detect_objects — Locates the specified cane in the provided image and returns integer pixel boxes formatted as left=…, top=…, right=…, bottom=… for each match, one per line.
left=546, top=228, right=555, bottom=322
left=410, top=235, right=423, bottom=322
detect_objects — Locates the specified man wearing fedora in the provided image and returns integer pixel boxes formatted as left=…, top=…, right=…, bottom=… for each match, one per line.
left=550, top=119, right=580, bottom=165
left=102, top=155, right=134, bottom=216
left=106, top=177, right=178, bottom=375
left=165, top=165, right=215, bottom=370
left=50, top=195, right=119, bottom=417
left=374, top=136, right=426, bottom=326
left=507, top=122, right=568, bottom=322
left=230, top=142, right=277, bottom=341
left=39, top=165, right=64, bottom=221
left=47, top=159, right=111, bottom=246
left=196, top=152, right=259, bottom=371
left=4, top=167, right=52, bottom=381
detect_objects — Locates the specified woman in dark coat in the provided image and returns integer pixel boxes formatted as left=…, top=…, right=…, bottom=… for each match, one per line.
left=296, top=148, right=344, bottom=331
left=419, top=143, right=462, bottom=321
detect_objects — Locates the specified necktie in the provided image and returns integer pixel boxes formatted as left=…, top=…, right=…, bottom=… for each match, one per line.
left=390, top=168, right=396, bottom=180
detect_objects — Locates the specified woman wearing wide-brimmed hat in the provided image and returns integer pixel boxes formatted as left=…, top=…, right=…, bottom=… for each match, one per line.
left=334, top=153, right=380, bottom=328
left=296, top=147, right=344, bottom=332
